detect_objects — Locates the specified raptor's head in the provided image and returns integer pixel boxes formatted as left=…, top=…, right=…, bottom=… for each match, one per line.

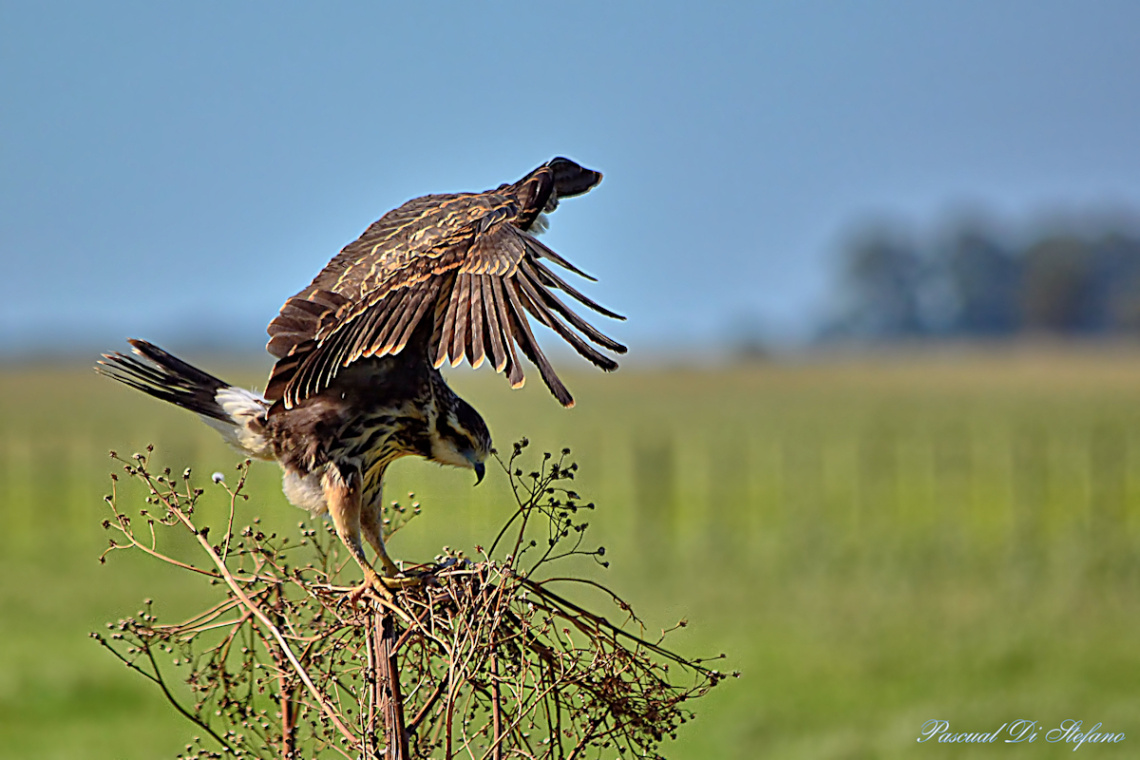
left=429, top=395, right=492, bottom=484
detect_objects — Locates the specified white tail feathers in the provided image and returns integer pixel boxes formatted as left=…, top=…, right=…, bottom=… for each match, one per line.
left=201, top=387, right=274, bottom=460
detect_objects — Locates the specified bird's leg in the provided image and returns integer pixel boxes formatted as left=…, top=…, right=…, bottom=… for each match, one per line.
left=360, top=501, right=400, bottom=576
left=322, top=465, right=390, bottom=601
left=361, top=500, right=428, bottom=589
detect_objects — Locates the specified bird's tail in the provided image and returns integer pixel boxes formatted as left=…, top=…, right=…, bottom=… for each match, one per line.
left=96, top=339, right=273, bottom=460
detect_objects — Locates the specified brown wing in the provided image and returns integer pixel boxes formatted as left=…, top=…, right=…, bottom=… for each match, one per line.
left=264, top=157, right=625, bottom=410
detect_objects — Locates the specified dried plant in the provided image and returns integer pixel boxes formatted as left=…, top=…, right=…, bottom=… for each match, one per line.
left=92, top=440, right=730, bottom=759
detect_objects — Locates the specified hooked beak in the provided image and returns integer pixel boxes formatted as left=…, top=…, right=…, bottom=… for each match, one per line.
left=473, top=461, right=485, bottom=485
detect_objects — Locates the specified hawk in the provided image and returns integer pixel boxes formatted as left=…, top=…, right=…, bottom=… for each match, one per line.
left=98, top=157, right=624, bottom=597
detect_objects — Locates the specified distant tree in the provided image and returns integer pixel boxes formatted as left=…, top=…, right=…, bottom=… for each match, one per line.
left=945, top=228, right=1020, bottom=336
left=1092, top=233, right=1140, bottom=333
left=835, top=227, right=925, bottom=338
left=1020, top=235, right=1095, bottom=332
left=823, top=214, right=1140, bottom=341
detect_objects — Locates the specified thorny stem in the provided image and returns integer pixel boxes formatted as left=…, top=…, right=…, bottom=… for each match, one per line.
left=219, top=463, right=247, bottom=564
left=365, top=621, right=379, bottom=759
left=97, top=443, right=729, bottom=760
left=489, top=654, right=503, bottom=760
left=195, top=527, right=358, bottom=749
left=92, top=631, right=237, bottom=754
left=485, top=445, right=532, bottom=559
left=126, top=456, right=362, bottom=750
left=376, top=610, right=409, bottom=760
left=271, top=584, right=297, bottom=760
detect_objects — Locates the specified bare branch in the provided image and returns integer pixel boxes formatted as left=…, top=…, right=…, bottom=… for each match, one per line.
left=95, top=443, right=730, bottom=759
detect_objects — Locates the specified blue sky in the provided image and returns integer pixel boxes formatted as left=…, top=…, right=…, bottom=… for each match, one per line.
left=4, top=1, right=1140, bottom=357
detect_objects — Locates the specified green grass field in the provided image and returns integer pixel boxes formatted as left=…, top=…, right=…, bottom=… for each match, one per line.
left=2, top=347, right=1140, bottom=758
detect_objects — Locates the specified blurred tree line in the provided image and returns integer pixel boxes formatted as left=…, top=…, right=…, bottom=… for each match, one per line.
left=822, top=217, right=1140, bottom=340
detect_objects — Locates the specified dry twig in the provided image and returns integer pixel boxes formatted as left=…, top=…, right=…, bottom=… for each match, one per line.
left=93, top=441, right=731, bottom=759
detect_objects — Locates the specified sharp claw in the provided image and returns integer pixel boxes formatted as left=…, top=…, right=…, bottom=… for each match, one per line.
left=345, top=570, right=429, bottom=605
left=345, top=582, right=381, bottom=607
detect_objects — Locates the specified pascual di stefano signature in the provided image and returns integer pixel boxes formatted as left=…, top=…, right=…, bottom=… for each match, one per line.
left=918, top=719, right=1125, bottom=749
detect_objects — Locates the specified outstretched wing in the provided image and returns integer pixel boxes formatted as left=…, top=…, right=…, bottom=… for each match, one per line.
left=264, top=157, right=625, bottom=410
